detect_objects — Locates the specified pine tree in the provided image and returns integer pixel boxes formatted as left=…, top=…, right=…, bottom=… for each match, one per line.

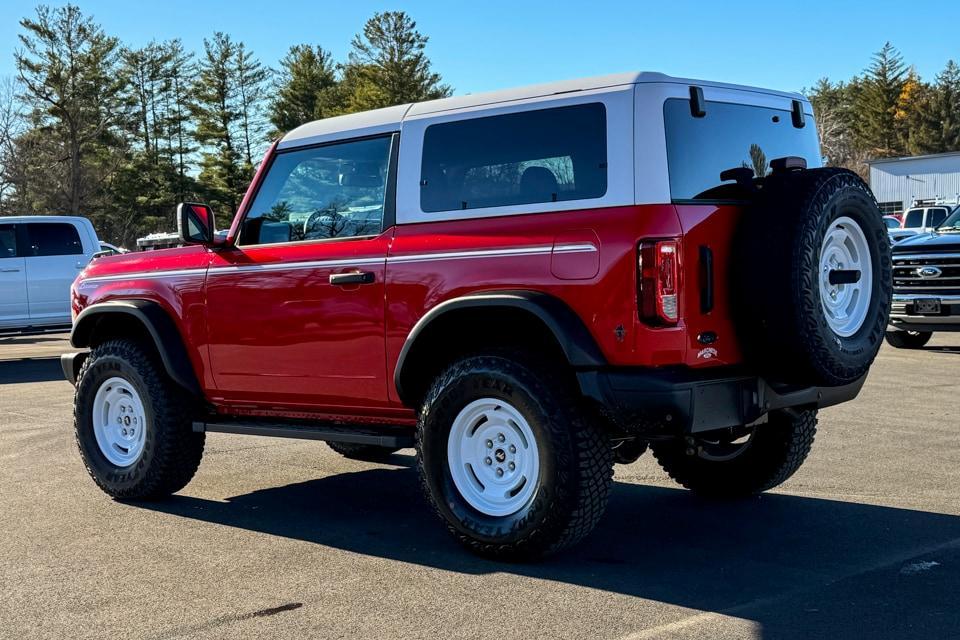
left=342, top=11, right=451, bottom=113
left=234, top=42, right=269, bottom=168
left=191, top=32, right=244, bottom=214
left=0, top=77, right=23, bottom=211
left=14, top=4, right=123, bottom=216
left=856, top=42, right=907, bottom=158
left=162, top=40, right=198, bottom=203
left=931, top=60, right=960, bottom=152
left=897, top=69, right=939, bottom=155
left=268, top=44, right=337, bottom=136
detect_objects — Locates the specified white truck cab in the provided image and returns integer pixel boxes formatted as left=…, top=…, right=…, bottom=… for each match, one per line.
left=0, top=216, right=100, bottom=331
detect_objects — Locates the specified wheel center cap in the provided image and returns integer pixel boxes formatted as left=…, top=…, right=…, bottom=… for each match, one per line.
left=495, top=449, right=506, bottom=463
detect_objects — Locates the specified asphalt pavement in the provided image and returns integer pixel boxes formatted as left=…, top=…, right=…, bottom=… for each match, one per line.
left=1, top=332, right=957, bottom=639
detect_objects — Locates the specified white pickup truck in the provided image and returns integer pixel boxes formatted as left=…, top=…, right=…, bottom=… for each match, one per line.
left=0, top=216, right=100, bottom=331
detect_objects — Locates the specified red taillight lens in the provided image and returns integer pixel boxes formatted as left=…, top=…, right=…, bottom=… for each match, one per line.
left=639, top=240, right=680, bottom=325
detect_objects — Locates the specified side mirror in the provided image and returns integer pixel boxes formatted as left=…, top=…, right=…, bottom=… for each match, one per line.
left=177, top=202, right=216, bottom=245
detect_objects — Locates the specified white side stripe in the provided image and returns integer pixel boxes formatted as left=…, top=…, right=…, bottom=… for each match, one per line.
left=79, top=243, right=598, bottom=284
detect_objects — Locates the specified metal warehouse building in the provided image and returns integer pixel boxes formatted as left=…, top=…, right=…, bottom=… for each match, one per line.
left=868, top=151, right=960, bottom=215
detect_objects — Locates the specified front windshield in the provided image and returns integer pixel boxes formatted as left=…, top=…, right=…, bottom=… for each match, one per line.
left=938, top=206, right=960, bottom=231
left=883, top=217, right=900, bottom=229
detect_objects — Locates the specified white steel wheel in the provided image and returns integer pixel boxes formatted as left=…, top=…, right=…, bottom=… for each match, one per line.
left=819, top=216, right=874, bottom=337
left=447, top=398, right=541, bottom=517
left=91, top=376, right=148, bottom=467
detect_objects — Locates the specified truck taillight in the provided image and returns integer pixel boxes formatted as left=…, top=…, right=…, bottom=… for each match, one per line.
left=638, top=240, right=680, bottom=326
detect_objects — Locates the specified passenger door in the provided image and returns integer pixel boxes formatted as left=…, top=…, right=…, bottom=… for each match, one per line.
left=205, top=134, right=397, bottom=411
left=22, top=222, right=86, bottom=323
left=0, top=223, right=28, bottom=328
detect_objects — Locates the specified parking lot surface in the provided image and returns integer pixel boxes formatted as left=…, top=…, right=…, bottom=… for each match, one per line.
left=1, top=332, right=958, bottom=639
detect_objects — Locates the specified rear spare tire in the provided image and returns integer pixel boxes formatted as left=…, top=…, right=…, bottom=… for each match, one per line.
left=734, top=167, right=892, bottom=386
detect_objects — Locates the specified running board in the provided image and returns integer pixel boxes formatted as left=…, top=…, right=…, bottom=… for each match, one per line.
left=192, top=419, right=415, bottom=448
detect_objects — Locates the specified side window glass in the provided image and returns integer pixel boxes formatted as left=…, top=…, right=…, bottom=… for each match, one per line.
left=903, top=209, right=924, bottom=228
left=420, top=103, right=607, bottom=213
left=25, top=223, right=83, bottom=256
left=0, top=224, right=16, bottom=258
left=929, top=208, right=948, bottom=227
left=240, top=136, right=392, bottom=246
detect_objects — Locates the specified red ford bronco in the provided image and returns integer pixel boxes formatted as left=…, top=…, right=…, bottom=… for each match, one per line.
left=63, top=72, right=892, bottom=559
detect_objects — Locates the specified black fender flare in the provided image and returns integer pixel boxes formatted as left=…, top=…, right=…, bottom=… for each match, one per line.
left=394, top=290, right=606, bottom=403
left=70, top=300, right=202, bottom=397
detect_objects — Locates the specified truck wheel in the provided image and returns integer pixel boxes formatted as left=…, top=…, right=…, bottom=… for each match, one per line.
left=327, top=441, right=400, bottom=462
left=417, top=354, right=614, bottom=560
left=650, top=409, right=817, bottom=498
left=884, top=330, right=932, bottom=349
left=735, top=168, right=892, bottom=386
left=74, top=339, right=204, bottom=499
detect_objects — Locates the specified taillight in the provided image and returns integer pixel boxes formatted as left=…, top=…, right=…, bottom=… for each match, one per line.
left=638, top=240, right=681, bottom=326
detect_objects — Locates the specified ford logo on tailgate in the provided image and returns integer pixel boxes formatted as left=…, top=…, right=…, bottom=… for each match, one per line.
left=916, top=266, right=942, bottom=279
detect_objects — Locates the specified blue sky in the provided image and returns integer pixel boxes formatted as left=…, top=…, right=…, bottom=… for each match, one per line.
left=1, top=0, right=959, bottom=95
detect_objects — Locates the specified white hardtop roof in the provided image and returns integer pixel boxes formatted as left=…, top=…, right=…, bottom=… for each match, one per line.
left=280, top=71, right=808, bottom=148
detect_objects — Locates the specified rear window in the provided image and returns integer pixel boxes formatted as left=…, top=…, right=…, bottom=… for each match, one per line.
left=25, top=222, right=83, bottom=257
left=420, top=103, right=607, bottom=213
left=663, top=98, right=822, bottom=201
left=903, top=209, right=925, bottom=228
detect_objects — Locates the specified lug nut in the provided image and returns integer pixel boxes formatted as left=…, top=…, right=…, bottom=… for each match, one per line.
left=485, top=440, right=493, bottom=448
left=497, top=433, right=505, bottom=443
left=496, top=468, right=504, bottom=477
left=508, top=462, right=515, bottom=471
left=484, top=457, right=492, bottom=465
left=509, top=444, right=516, bottom=454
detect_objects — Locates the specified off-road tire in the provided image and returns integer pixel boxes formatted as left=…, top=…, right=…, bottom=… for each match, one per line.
left=417, top=354, right=614, bottom=560
left=651, top=409, right=817, bottom=498
left=734, top=168, right=892, bottom=386
left=884, top=330, right=932, bottom=349
left=74, top=338, right=204, bottom=499
left=327, top=441, right=400, bottom=462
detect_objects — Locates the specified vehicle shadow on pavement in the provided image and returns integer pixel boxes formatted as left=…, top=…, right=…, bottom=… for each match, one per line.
left=0, top=357, right=64, bottom=384
left=144, top=466, right=960, bottom=639
left=924, top=346, right=960, bottom=354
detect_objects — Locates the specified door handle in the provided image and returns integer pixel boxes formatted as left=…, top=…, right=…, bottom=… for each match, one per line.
left=0, top=268, right=20, bottom=273
left=329, top=271, right=375, bottom=286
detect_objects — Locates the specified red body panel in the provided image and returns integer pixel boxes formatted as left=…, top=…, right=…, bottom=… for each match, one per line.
left=203, top=232, right=394, bottom=414
left=72, top=246, right=215, bottom=389
left=74, top=196, right=747, bottom=420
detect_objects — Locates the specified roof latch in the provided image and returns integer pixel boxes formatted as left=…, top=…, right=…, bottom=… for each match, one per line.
left=791, top=99, right=806, bottom=128
left=689, top=86, right=706, bottom=118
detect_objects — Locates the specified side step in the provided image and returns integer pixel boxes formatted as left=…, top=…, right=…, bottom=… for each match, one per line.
left=192, top=419, right=415, bottom=449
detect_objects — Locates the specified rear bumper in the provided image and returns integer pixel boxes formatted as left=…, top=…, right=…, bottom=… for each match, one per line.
left=61, top=352, right=88, bottom=385
left=889, top=293, right=960, bottom=332
left=578, top=367, right=866, bottom=434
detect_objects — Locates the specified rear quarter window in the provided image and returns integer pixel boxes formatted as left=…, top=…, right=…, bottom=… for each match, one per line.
left=420, top=103, right=607, bottom=213
left=663, top=98, right=822, bottom=202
